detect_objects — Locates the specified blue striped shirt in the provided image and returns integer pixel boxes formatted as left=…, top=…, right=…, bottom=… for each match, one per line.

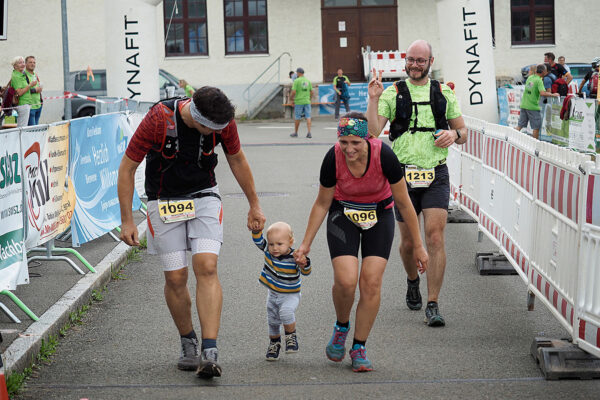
left=252, top=231, right=311, bottom=293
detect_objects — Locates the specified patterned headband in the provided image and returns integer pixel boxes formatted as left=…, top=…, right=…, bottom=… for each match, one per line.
left=337, top=117, right=369, bottom=139
left=189, top=101, right=230, bottom=130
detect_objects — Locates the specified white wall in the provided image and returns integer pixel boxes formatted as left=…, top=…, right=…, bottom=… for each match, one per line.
left=1, top=0, right=597, bottom=121
left=158, top=0, right=323, bottom=89
left=492, top=0, right=598, bottom=78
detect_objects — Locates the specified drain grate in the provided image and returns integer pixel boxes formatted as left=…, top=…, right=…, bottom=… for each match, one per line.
left=224, top=192, right=289, bottom=198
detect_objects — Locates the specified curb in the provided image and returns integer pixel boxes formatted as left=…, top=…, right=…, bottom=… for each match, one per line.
left=2, top=221, right=147, bottom=374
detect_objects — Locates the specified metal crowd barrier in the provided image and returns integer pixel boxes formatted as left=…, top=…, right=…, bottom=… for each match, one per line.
left=0, top=111, right=146, bottom=323
left=449, top=117, right=600, bottom=361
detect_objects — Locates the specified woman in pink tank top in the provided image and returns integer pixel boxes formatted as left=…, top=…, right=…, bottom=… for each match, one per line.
left=295, top=112, right=428, bottom=372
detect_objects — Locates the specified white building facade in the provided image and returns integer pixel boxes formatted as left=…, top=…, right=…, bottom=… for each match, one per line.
left=0, top=0, right=596, bottom=121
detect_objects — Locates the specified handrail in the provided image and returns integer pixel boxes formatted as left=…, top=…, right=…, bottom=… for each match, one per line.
left=243, top=52, right=292, bottom=118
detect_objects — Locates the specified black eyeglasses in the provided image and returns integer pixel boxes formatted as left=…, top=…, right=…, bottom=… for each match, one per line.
left=406, top=57, right=430, bottom=66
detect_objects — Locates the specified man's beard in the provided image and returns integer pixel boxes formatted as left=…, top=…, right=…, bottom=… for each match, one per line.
left=408, top=64, right=430, bottom=80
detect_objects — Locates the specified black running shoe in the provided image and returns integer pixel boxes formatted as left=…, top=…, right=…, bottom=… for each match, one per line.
left=266, top=341, right=281, bottom=361
left=406, top=276, right=422, bottom=310
left=196, top=348, right=222, bottom=379
left=424, top=301, right=445, bottom=327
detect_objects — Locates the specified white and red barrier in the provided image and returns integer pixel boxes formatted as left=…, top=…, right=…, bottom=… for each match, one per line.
left=451, top=117, right=600, bottom=358
left=362, top=49, right=407, bottom=80
left=500, top=128, right=538, bottom=280
left=458, top=116, right=485, bottom=220
left=576, top=159, right=600, bottom=357
left=478, top=123, right=508, bottom=248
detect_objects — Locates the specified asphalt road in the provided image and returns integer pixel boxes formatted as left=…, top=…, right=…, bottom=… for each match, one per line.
left=10, top=118, right=600, bottom=399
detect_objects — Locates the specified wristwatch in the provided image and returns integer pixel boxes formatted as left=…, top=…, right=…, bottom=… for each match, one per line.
left=454, top=129, right=462, bottom=141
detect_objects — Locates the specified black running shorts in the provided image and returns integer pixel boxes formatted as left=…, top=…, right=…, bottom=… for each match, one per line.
left=327, top=202, right=395, bottom=260
left=394, top=163, right=450, bottom=222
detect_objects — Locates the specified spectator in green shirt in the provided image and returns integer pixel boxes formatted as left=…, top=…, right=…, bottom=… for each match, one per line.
left=10, top=56, right=37, bottom=127
left=179, top=79, right=195, bottom=98
left=289, top=68, right=313, bottom=138
left=516, top=64, right=559, bottom=139
left=25, top=56, right=43, bottom=126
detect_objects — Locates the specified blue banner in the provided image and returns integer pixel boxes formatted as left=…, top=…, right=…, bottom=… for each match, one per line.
left=69, top=114, right=141, bottom=246
left=318, top=82, right=393, bottom=115
left=497, top=87, right=509, bottom=126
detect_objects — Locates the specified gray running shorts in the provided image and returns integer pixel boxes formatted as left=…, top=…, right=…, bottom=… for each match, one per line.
left=146, top=195, right=223, bottom=255
left=518, top=108, right=542, bottom=130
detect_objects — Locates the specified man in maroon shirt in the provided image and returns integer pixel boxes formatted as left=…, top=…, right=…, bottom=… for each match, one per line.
left=118, top=86, right=265, bottom=379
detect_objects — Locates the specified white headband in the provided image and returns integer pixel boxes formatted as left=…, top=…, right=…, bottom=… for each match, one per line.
left=189, top=101, right=230, bottom=130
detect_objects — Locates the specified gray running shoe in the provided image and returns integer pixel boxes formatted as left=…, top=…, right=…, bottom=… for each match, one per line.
left=306, top=132, right=312, bottom=138
left=177, top=336, right=200, bottom=371
left=290, top=132, right=298, bottom=137
left=285, top=332, right=299, bottom=353
left=196, top=347, right=222, bottom=379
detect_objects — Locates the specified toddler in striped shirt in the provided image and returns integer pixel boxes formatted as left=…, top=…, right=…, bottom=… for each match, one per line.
left=252, top=221, right=311, bottom=361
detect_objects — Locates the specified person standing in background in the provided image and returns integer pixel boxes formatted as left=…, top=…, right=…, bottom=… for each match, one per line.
left=333, top=68, right=351, bottom=120
left=289, top=67, right=313, bottom=138
left=10, top=56, right=36, bottom=127
left=557, top=56, right=571, bottom=74
left=25, top=56, right=43, bottom=126
left=179, top=79, right=195, bottom=98
left=517, top=64, right=559, bottom=139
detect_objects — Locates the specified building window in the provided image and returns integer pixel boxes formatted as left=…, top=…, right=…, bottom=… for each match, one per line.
left=322, top=0, right=395, bottom=7
left=164, top=0, right=208, bottom=57
left=224, top=0, right=268, bottom=54
left=510, top=0, right=554, bottom=45
left=0, top=0, right=7, bottom=40
left=490, top=0, right=495, bottom=46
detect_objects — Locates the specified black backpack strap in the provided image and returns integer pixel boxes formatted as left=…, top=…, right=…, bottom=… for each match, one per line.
left=147, top=99, right=180, bottom=170
left=389, top=80, right=412, bottom=141
left=430, top=80, right=449, bottom=131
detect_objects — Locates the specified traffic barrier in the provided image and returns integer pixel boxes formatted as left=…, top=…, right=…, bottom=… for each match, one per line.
left=478, top=123, right=507, bottom=247
left=530, top=141, right=587, bottom=334
left=362, top=49, right=407, bottom=80
left=576, top=158, right=600, bottom=357
left=458, top=116, right=485, bottom=220
left=454, top=116, right=600, bottom=360
left=499, top=127, right=537, bottom=280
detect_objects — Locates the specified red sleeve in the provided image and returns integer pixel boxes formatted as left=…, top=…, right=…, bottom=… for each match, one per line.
left=219, top=119, right=241, bottom=155
left=125, top=105, right=167, bottom=162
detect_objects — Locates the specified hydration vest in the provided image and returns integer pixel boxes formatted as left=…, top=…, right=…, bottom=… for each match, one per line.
left=388, top=79, right=449, bottom=141
left=147, top=97, right=217, bottom=171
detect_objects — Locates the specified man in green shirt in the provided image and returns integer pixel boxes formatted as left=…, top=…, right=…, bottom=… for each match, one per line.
left=366, top=39, right=466, bottom=327
left=25, top=56, right=43, bottom=126
left=516, top=64, right=559, bottom=139
left=290, top=67, right=313, bottom=138
left=10, top=56, right=37, bottom=127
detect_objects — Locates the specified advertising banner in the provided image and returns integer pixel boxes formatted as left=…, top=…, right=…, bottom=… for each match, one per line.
left=497, top=86, right=522, bottom=127
left=542, top=102, right=569, bottom=146
left=0, top=129, right=28, bottom=290
left=69, top=114, right=141, bottom=246
left=319, top=82, right=393, bottom=115
left=21, top=124, right=76, bottom=247
left=567, top=98, right=596, bottom=152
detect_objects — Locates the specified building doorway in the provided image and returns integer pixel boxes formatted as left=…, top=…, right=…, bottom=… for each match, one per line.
left=321, top=0, right=398, bottom=82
